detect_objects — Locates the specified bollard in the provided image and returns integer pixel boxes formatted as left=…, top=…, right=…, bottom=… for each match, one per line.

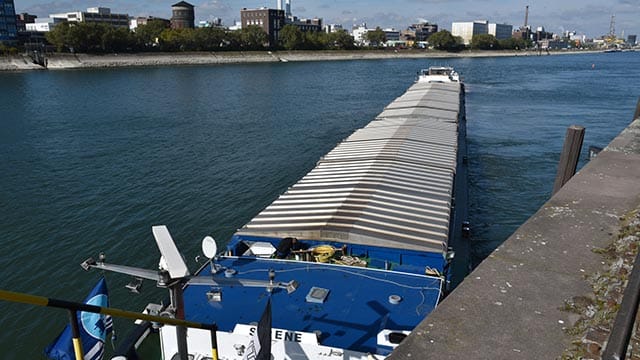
left=552, top=125, right=585, bottom=195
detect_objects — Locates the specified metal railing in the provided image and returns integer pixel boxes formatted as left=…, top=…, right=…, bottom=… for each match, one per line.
left=0, top=289, right=219, bottom=360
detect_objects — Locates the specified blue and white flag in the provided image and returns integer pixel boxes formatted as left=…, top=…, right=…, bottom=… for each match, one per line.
left=44, top=277, right=113, bottom=360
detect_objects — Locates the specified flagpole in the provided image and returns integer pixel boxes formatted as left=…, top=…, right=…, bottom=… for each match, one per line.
left=209, top=324, right=219, bottom=360
left=67, top=310, right=84, bottom=360
left=0, top=289, right=219, bottom=343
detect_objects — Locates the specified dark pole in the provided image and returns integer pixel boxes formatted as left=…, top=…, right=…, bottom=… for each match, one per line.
left=601, top=252, right=640, bottom=359
left=68, top=310, right=84, bottom=360
left=170, top=283, right=189, bottom=360
left=0, top=289, right=214, bottom=329
left=633, top=97, right=640, bottom=121
left=552, top=125, right=585, bottom=195
left=209, top=324, right=219, bottom=360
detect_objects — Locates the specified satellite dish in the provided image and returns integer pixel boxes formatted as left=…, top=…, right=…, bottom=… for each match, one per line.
left=202, top=236, right=217, bottom=259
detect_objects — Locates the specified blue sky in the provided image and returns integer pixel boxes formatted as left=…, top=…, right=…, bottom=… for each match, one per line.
left=15, top=0, right=639, bottom=38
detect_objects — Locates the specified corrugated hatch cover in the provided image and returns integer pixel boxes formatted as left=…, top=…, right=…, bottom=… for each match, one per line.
left=236, top=83, right=462, bottom=254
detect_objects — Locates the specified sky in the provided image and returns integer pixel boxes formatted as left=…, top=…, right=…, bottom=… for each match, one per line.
left=14, top=0, right=640, bottom=39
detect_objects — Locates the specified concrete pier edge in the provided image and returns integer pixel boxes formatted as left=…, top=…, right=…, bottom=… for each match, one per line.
left=390, top=117, right=640, bottom=359
left=0, top=49, right=604, bottom=71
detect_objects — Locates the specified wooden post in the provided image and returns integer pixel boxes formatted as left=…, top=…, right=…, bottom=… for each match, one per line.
left=634, top=97, right=640, bottom=121
left=552, top=125, right=585, bottom=195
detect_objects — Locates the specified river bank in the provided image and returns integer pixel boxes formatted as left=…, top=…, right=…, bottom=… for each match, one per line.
left=0, top=48, right=599, bottom=71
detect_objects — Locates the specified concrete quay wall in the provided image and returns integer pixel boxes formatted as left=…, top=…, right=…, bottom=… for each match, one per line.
left=0, top=49, right=602, bottom=71
left=390, top=117, right=640, bottom=359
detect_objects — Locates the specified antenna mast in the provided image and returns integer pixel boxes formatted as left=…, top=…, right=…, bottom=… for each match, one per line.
left=609, top=14, right=615, bottom=38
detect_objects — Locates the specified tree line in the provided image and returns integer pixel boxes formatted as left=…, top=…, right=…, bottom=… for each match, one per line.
left=41, top=20, right=531, bottom=54
left=44, top=21, right=357, bottom=53
left=427, top=30, right=531, bottom=51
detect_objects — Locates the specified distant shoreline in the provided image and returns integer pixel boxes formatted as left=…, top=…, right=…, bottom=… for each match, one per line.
left=0, top=49, right=602, bottom=71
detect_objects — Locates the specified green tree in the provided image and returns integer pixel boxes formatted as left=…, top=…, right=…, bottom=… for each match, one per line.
left=66, top=23, right=95, bottom=52
left=279, top=24, right=304, bottom=50
left=498, top=37, right=530, bottom=50
left=134, top=20, right=169, bottom=50
left=224, top=30, right=242, bottom=50
left=101, top=25, right=134, bottom=52
left=303, top=30, right=327, bottom=50
left=159, top=28, right=197, bottom=51
left=0, top=43, right=16, bottom=55
left=428, top=30, right=464, bottom=52
left=46, top=21, right=71, bottom=52
left=471, top=34, right=499, bottom=50
left=193, top=27, right=226, bottom=51
left=364, top=27, right=386, bottom=47
left=328, top=29, right=355, bottom=50
left=240, top=25, right=267, bottom=50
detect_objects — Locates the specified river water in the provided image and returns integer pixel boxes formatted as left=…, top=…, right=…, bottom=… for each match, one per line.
left=1, top=51, right=638, bottom=358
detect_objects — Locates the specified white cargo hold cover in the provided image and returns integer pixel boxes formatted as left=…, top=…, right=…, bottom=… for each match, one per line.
left=236, top=83, right=463, bottom=254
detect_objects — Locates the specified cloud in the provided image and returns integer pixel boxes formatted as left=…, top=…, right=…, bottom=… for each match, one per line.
left=23, top=0, right=91, bottom=17
left=195, top=1, right=235, bottom=23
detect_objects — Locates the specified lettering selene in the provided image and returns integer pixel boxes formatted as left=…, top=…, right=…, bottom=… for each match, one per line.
left=248, top=327, right=303, bottom=343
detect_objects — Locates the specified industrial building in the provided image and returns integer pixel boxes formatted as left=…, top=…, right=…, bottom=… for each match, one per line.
left=488, top=23, right=513, bottom=40
left=0, top=0, right=17, bottom=44
left=451, top=20, right=489, bottom=45
left=275, top=0, right=292, bottom=20
left=170, top=1, right=195, bottom=29
left=240, top=0, right=323, bottom=47
left=240, top=7, right=285, bottom=47
left=50, top=7, right=129, bottom=28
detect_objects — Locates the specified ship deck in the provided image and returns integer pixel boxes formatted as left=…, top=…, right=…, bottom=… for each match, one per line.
left=182, top=256, right=442, bottom=355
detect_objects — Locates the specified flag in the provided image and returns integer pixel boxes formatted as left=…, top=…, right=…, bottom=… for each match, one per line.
left=244, top=298, right=272, bottom=360
left=44, top=277, right=113, bottom=360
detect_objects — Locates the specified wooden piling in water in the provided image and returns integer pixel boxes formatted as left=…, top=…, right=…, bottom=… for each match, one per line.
left=552, top=125, right=585, bottom=195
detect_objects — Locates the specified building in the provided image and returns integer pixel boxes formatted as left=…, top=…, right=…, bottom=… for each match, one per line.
left=240, top=7, right=285, bottom=47
left=383, top=28, right=400, bottom=42
left=412, top=22, right=438, bottom=41
left=324, top=24, right=343, bottom=33
left=539, top=38, right=570, bottom=50
left=351, top=23, right=369, bottom=46
left=532, top=26, right=554, bottom=43
left=171, top=1, right=195, bottom=29
left=130, top=16, right=170, bottom=31
left=401, top=22, right=438, bottom=47
left=25, top=19, right=57, bottom=32
left=198, top=18, right=223, bottom=28
left=451, top=20, right=488, bottom=45
left=488, top=23, right=512, bottom=40
left=513, top=26, right=531, bottom=41
left=275, top=0, right=292, bottom=20
left=228, top=20, right=242, bottom=31
left=290, top=18, right=322, bottom=32
left=0, top=0, right=17, bottom=44
left=628, top=35, right=637, bottom=46
left=50, top=7, right=129, bottom=28
left=16, top=13, right=37, bottom=32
